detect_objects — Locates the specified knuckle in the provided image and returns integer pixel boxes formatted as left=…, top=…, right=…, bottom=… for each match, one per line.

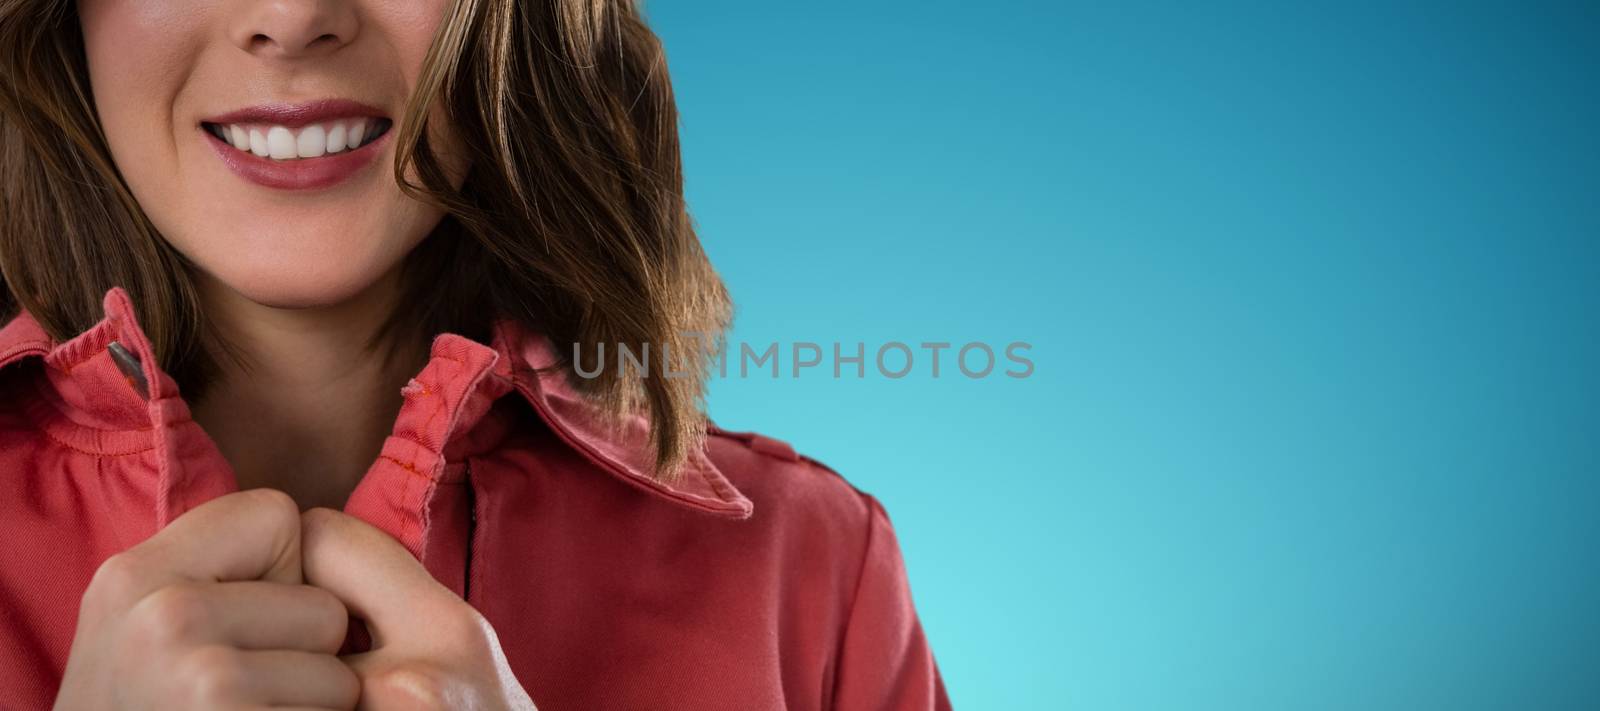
left=179, top=645, right=245, bottom=704
left=130, top=583, right=212, bottom=645
left=241, top=487, right=301, bottom=527
left=299, top=505, right=341, bottom=532
left=372, top=663, right=453, bottom=707
left=441, top=602, right=496, bottom=656
left=446, top=599, right=486, bottom=626
left=86, top=551, right=149, bottom=606
left=183, top=648, right=245, bottom=704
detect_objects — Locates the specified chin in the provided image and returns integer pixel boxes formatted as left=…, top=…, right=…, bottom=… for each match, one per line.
left=175, top=215, right=424, bottom=311
left=202, top=257, right=403, bottom=311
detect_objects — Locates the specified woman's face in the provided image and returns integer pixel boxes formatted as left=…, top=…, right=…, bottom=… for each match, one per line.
left=77, top=0, right=464, bottom=308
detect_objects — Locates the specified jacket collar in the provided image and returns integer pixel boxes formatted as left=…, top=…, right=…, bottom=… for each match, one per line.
left=0, top=286, right=752, bottom=519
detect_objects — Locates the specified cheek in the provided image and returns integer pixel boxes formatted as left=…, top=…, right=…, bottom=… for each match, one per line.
left=378, top=0, right=456, bottom=69
left=78, top=2, right=208, bottom=171
left=370, top=1, right=472, bottom=185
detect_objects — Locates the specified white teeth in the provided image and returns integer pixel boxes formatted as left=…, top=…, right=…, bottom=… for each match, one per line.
left=296, top=124, right=326, bottom=158
left=266, top=126, right=296, bottom=159
left=327, top=123, right=348, bottom=153
left=218, top=118, right=380, bottom=161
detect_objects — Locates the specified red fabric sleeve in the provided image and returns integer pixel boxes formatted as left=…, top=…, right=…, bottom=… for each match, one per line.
left=832, top=493, right=953, bottom=710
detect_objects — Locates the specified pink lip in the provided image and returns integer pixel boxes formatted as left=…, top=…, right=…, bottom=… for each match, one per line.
left=201, top=98, right=387, bottom=128
left=201, top=100, right=392, bottom=191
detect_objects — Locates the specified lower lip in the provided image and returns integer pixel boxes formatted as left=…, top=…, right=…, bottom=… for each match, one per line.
left=203, top=126, right=390, bottom=190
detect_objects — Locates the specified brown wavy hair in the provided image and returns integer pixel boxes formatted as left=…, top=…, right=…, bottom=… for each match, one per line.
left=0, top=0, right=730, bottom=476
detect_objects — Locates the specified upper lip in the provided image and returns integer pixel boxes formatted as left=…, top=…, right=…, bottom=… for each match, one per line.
left=200, top=98, right=388, bottom=128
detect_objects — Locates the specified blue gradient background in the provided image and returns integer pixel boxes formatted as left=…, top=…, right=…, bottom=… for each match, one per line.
left=650, top=2, right=1600, bottom=708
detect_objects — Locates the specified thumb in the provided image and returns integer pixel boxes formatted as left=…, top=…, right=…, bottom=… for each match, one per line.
left=299, top=507, right=454, bottom=648
left=148, top=488, right=305, bottom=586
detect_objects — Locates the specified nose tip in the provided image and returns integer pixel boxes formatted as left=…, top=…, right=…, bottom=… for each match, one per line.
left=233, top=1, right=359, bottom=59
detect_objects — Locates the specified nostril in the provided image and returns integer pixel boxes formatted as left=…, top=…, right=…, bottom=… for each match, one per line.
left=303, top=33, right=341, bottom=51
left=248, top=33, right=341, bottom=53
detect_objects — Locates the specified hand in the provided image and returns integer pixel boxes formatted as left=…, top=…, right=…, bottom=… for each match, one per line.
left=53, top=489, right=360, bottom=710
left=300, top=508, right=537, bottom=711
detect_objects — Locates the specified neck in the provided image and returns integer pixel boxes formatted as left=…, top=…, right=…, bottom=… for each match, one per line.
left=188, top=268, right=429, bottom=510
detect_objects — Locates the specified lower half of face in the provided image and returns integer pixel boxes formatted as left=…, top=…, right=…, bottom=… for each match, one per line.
left=143, top=126, right=445, bottom=309
left=79, top=0, right=462, bottom=309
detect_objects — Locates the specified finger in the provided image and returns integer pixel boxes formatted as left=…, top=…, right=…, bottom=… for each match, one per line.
left=229, top=649, right=361, bottom=709
left=240, top=708, right=348, bottom=711
left=149, top=581, right=350, bottom=654
left=141, top=488, right=304, bottom=585
left=300, top=507, right=454, bottom=647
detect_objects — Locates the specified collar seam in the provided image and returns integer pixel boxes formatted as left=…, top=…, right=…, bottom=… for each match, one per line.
left=17, top=375, right=160, bottom=456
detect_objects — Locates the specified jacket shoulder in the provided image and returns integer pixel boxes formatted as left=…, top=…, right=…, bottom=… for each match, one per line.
left=702, top=422, right=875, bottom=528
left=701, top=422, right=948, bottom=708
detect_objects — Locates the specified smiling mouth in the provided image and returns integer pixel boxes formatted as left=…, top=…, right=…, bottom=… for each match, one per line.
left=201, top=117, right=394, bottom=160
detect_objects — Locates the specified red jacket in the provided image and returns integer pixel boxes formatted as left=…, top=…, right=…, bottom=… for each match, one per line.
left=0, top=286, right=950, bottom=710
